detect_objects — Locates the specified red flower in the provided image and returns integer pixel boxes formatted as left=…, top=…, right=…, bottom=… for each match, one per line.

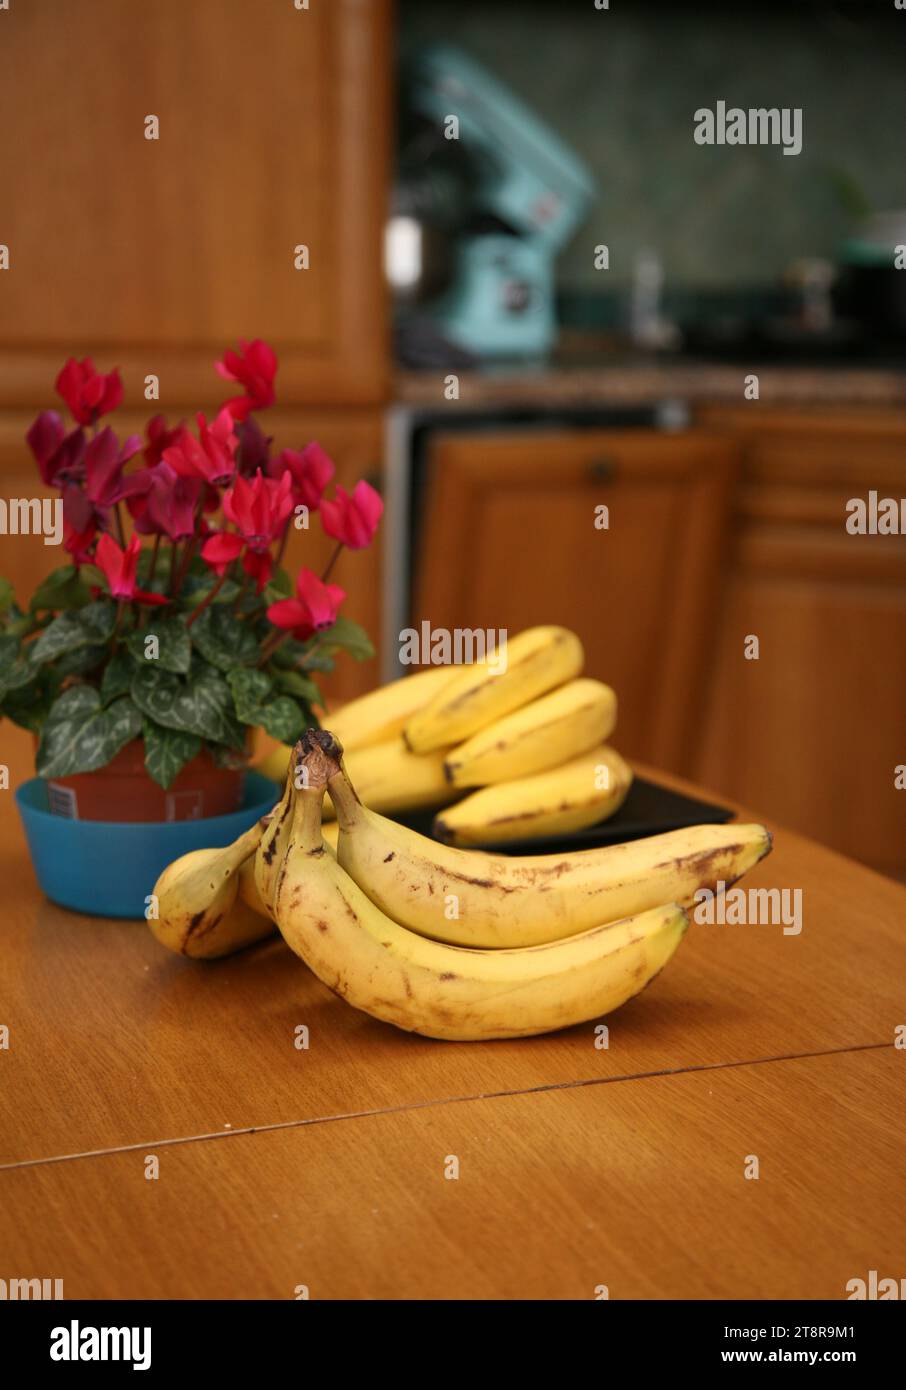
left=215, top=339, right=278, bottom=421
left=224, top=469, right=293, bottom=545
left=320, top=479, right=383, bottom=550
left=235, top=417, right=273, bottom=476
left=143, top=414, right=184, bottom=468
left=62, top=486, right=99, bottom=563
left=84, top=427, right=143, bottom=507
left=201, top=469, right=293, bottom=591
left=267, top=567, right=345, bottom=641
left=270, top=441, right=335, bottom=512
left=55, top=358, right=123, bottom=426
left=27, top=411, right=87, bottom=489
left=162, top=408, right=238, bottom=488
left=96, top=534, right=169, bottom=605
left=127, top=462, right=202, bottom=541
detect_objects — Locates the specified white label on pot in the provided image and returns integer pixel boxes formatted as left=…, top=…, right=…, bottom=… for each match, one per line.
left=47, top=784, right=78, bottom=819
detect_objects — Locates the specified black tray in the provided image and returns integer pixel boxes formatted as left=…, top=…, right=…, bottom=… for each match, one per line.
left=391, top=775, right=734, bottom=856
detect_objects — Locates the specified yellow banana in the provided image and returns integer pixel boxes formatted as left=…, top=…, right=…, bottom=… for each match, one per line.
left=434, top=744, right=632, bottom=847
left=444, top=677, right=617, bottom=787
left=329, top=760, right=770, bottom=947
left=404, top=626, right=584, bottom=753
left=257, top=666, right=456, bottom=783
left=272, top=732, right=689, bottom=1041
left=236, top=824, right=339, bottom=916
left=254, top=764, right=341, bottom=916
left=149, top=821, right=274, bottom=959
left=321, top=735, right=454, bottom=820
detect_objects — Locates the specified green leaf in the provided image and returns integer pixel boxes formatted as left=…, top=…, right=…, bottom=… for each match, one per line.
left=255, top=696, right=307, bottom=744
left=29, top=566, right=91, bottom=613
left=272, top=637, right=335, bottom=674
left=176, top=570, right=240, bottom=609
left=31, top=611, right=89, bottom=663
left=0, top=633, right=19, bottom=670
left=272, top=668, right=323, bottom=705
left=301, top=649, right=336, bottom=673
left=263, top=568, right=293, bottom=606
left=322, top=616, right=374, bottom=663
left=191, top=606, right=260, bottom=670
left=36, top=688, right=142, bottom=779
left=1, top=676, right=57, bottom=734
left=0, top=648, right=41, bottom=694
left=126, top=618, right=192, bottom=675
left=54, top=643, right=107, bottom=678
left=227, top=668, right=273, bottom=721
left=78, top=563, right=107, bottom=591
left=100, top=648, right=135, bottom=705
left=142, top=719, right=201, bottom=790
left=79, top=600, right=117, bottom=644
left=0, top=577, right=14, bottom=613
left=30, top=600, right=117, bottom=665
left=226, top=668, right=307, bottom=744
left=130, top=665, right=245, bottom=749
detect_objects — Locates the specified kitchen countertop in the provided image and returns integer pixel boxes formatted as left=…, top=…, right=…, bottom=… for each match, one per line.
left=396, top=357, right=906, bottom=410
left=2, top=724, right=904, bottom=1299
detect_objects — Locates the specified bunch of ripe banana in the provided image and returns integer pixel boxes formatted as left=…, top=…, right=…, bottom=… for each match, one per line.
left=148, top=728, right=772, bottom=1043
left=258, top=625, right=631, bottom=846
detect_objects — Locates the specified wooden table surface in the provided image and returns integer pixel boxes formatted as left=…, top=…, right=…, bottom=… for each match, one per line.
left=1, top=727, right=904, bottom=1299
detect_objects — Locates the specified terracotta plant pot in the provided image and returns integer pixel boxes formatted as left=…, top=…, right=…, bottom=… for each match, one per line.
left=44, top=738, right=249, bottom=823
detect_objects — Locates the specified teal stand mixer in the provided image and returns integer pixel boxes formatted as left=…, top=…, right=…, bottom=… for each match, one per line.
left=394, top=44, right=597, bottom=361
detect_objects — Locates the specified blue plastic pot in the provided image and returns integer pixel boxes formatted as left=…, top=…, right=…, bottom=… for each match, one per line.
left=15, top=772, right=280, bottom=920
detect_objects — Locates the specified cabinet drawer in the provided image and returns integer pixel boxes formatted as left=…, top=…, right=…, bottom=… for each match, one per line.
left=412, top=426, right=741, bottom=773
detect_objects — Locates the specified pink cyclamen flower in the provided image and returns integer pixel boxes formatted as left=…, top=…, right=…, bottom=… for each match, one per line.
left=84, top=427, right=143, bottom=507
left=127, top=462, right=202, bottom=541
left=202, top=469, right=293, bottom=591
left=320, top=479, right=383, bottom=550
left=215, top=338, right=278, bottom=421
left=270, top=441, right=335, bottom=513
left=143, top=414, right=184, bottom=468
left=55, top=358, right=123, bottom=426
left=26, top=411, right=87, bottom=488
left=95, top=533, right=169, bottom=605
left=267, top=567, right=346, bottom=641
left=162, top=408, right=238, bottom=488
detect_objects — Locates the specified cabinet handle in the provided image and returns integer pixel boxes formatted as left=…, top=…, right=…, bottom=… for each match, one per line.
left=587, top=456, right=619, bottom=482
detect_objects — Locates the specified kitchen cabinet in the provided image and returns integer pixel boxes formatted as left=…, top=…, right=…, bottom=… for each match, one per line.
left=0, top=0, right=391, bottom=410
left=0, top=0, right=391, bottom=709
left=412, top=427, right=741, bottom=773
left=694, top=406, right=906, bottom=876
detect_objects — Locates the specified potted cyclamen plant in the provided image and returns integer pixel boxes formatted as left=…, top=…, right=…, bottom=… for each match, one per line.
left=0, top=339, right=382, bottom=824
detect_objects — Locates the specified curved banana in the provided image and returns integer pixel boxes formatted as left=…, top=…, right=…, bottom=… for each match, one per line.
left=321, top=735, right=454, bottom=820
left=404, top=625, right=584, bottom=753
left=257, top=666, right=455, bottom=783
left=254, top=763, right=340, bottom=917
left=149, top=821, right=273, bottom=959
left=444, top=677, right=617, bottom=787
left=329, top=762, right=772, bottom=947
left=435, top=743, right=632, bottom=847
left=255, top=770, right=298, bottom=918
left=272, top=732, right=689, bottom=1041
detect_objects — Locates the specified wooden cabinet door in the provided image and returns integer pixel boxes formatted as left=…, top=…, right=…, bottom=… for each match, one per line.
left=694, top=418, right=906, bottom=876
left=0, top=408, right=384, bottom=706
left=412, top=428, right=741, bottom=774
left=0, top=0, right=390, bottom=408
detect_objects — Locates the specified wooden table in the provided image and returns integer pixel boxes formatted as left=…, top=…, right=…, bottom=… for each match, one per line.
left=1, top=728, right=904, bottom=1299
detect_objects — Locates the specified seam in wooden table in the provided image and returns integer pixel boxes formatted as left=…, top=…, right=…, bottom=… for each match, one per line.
left=0, top=1039, right=891, bottom=1175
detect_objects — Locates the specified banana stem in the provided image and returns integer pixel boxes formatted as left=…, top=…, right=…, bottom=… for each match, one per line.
left=292, top=787, right=327, bottom=855
left=325, top=768, right=362, bottom=831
